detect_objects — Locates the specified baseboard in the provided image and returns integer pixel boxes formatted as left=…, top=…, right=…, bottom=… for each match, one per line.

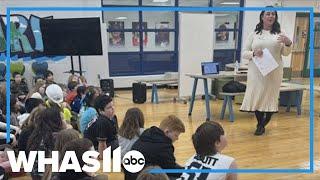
left=114, top=84, right=178, bottom=91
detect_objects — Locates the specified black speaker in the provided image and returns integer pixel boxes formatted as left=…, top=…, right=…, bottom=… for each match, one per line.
left=132, top=83, right=146, bottom=104
left=100, top=79, right=114, bottom=97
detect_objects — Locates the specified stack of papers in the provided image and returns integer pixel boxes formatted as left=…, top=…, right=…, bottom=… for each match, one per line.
left=253, top=48, right=279, bottom=76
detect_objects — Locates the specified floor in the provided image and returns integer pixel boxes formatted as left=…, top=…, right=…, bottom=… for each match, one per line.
left=11, top=78, right=320, bottom=180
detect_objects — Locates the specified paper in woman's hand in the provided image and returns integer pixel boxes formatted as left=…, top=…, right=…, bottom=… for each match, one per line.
left=253, top=48, right=279, bottom=76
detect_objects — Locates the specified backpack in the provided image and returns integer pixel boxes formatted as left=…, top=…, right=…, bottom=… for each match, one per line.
left=222, top=80, right=246, bottom=93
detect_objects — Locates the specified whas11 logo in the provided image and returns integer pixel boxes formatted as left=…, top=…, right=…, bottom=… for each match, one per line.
left=7, top=147, right=145, bottom=173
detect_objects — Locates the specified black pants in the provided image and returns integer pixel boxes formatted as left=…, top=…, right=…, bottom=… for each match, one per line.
left=255, top=111, right=273, bottom=128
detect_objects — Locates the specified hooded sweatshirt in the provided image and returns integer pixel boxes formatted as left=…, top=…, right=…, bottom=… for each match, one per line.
left=127, top=126, right=182, bottom=180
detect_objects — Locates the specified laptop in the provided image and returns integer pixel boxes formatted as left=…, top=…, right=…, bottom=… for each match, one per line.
left=201, top=62, right=220, bottom=75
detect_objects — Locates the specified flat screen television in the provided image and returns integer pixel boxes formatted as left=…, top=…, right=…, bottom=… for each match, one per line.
left=40, top=17, right=102, bottom=56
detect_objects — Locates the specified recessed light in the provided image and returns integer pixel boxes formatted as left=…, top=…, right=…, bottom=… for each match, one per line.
left=153, top=0, right=169, bottom=3
left=115, top=17, right=127, bottom=20
left=215, top=13, right=230, bottom=16
left=220, top=2, right=240, bottom=5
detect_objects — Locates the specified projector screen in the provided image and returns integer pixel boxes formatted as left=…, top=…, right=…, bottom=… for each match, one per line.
left=40, top=17, right=103, bottom=56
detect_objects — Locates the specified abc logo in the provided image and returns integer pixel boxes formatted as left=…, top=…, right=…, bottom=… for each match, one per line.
left=122, top=150, right=145, bottom=173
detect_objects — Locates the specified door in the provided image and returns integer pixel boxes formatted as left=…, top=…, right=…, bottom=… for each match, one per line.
left=303, top=14, right=320, bottom=77
left=291, top=14, right=309, bottom=77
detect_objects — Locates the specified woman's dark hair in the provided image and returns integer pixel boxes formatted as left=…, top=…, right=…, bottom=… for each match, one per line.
left=0, top=83, right=5, bottom=114
left=34, top=76, right=44, bottom=84
left=67, top=81, right=78, bottom=91
left=59, top=138, right=93, bottom=167
left=21, top=106, right=45, bottom=130
left=27, top=106, right=63, bottom=152
left=25, top=98, right=44, bottom=113
left=42, top=129, right=80, bottom=180
left=192, top=121, right=224, bottom=159
left=12, top=72, right=21, bottom=78
left=54, top=129, right=80, bottom=152
left=44, top=70, right=53, bottom=79
left=94, top=94, right=112, bottom=114
left=137, top=165, right=169, bottom=180
left=10, top=95, right=18, bottom=113
left=82, top=86, right=97, bottom=108
left=255, top=6, right=281, bottom=35
left=76, top=86, right=86, bottom=96
left=119, top=107, right=145, bottom=139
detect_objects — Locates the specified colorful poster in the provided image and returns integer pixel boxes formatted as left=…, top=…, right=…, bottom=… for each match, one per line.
left=108, top=21, right=125, bottom=47
left=216, top=23, right=229, bottom=42
left=132, top=22, right=148, bottom=46
left=155, top=22, right=170, bottom=47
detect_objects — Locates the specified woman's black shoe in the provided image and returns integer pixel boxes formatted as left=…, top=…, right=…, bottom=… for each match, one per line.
left=254, top=126, right=265, bottom=136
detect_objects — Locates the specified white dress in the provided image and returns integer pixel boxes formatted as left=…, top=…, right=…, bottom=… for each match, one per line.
left=240, top=30, right=292, bottom=112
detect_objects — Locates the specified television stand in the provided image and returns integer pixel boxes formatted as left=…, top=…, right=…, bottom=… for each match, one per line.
left=63, top=56, right=85, bottom=75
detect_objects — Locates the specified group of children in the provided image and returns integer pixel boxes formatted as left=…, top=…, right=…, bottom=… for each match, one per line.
left=0, top=70, right=237, bottom=180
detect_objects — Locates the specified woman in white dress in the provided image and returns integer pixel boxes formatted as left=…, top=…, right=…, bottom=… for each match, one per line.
left=240, top=7, right=292, bottom=135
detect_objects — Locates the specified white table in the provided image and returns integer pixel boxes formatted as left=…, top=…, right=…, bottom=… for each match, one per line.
left=186, top=71, right=247, bottom=121
left=219, top=82, right=307, bottom=122
left=225, top=63, right=248, bottom=70
left=136, top=78, right=178, bottom=103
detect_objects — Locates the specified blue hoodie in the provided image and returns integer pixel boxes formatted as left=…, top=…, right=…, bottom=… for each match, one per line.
left=79, top=106, right=97, bottom=133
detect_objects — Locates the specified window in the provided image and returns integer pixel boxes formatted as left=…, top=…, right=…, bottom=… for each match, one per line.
left=102, top=0, right=138, bottom=6
left=213, top=0, right=240, bottom=7
left=103, top=1, right=178, bottom=76
left=102, top=0, right=244, bottom=76
left=142, top=0, right=175, bottom=6
left=104, top=12, right=140, bottom=52
left=142, top=11, right=175, bottom=51
left=143, top=32, right=175, bottom=51
left=212, top=1, right=242, bottom=68
left=142, top=52, right=177, bottom=74
left=142, top=11, right=175, bottom=29
left=214, top=12, right=238, bottom=49
left=108, top=53, right=141, bottom=76
left=104, top=11, right=139, bottom=27
left=107, top=32, right=140, bottom=52
left=179, top=0, right=208, bottom=6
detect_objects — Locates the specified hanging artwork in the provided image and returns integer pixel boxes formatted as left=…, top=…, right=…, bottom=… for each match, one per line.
left=155, top=22, right=170, bottom=47
left=132, top=22, right=148, bottom=46
left=216, top=23, right=229, bottom=42
left=108, top=21, right=125, bottom=47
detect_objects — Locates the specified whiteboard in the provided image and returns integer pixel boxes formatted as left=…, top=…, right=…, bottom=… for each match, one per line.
left=178, top=13, right=214, bottom=98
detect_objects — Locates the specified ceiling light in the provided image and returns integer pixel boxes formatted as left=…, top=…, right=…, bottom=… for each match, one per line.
left=215, top=14, right=229, bottom=17
left=115, top=17, right=127, bottom=20
left=153, top=0, right=169, bottom=3
left=220, top=2, right=240, bottom=5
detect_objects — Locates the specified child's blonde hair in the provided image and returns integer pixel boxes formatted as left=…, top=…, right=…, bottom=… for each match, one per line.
left=137, top=165, right=169, bottom=180
left=159, top=115, right=185, bottom=133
